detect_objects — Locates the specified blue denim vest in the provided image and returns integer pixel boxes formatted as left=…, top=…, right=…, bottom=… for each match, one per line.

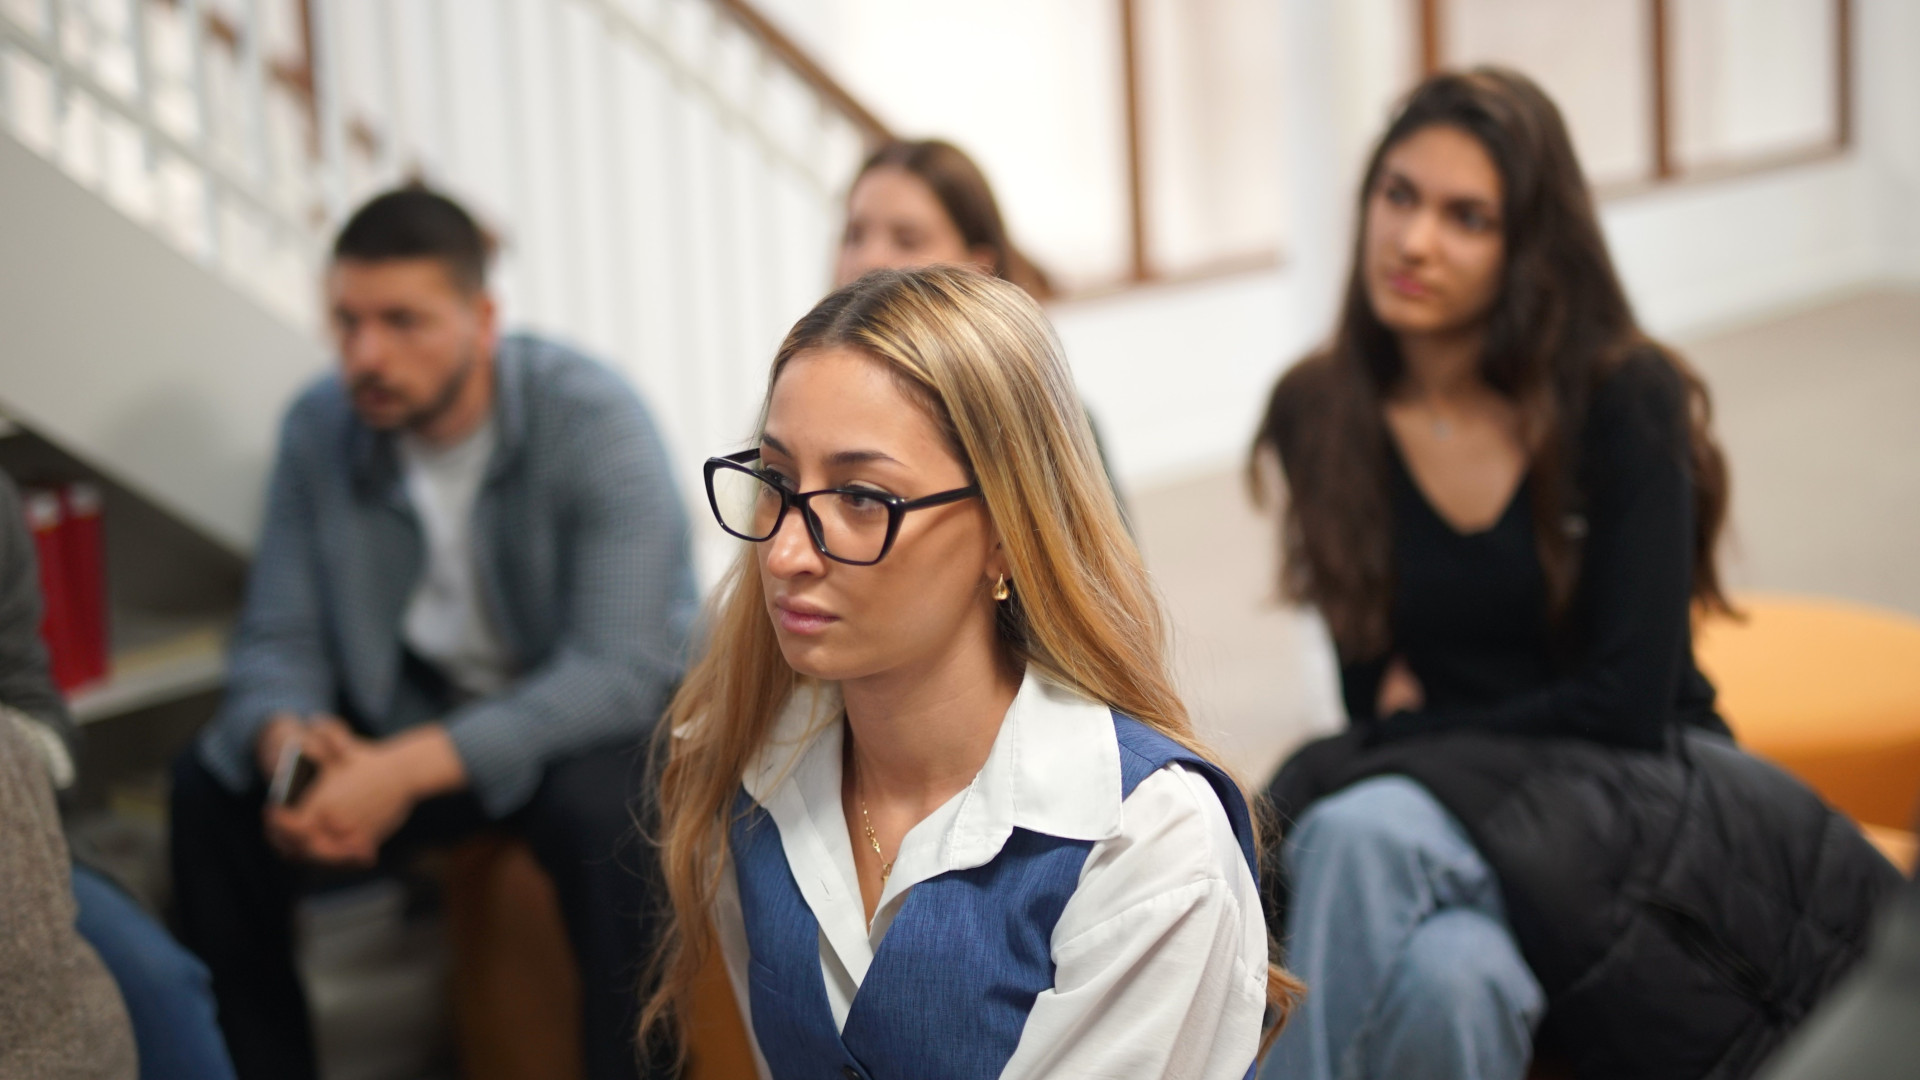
left=729, top=711, right=1260, bottom=1080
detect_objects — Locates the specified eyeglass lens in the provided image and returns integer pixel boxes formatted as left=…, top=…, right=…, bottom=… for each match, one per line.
left=710, top=466, right=893, bottom=563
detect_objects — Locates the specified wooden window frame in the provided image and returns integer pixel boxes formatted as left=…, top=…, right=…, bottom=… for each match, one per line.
left=1416, top=0, right=1854, bottom=198
left=272, top=0, right=1282, bottom=299
left=1108, top=0, right=1284, bottom=294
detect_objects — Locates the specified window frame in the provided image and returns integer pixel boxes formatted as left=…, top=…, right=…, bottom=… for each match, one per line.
left=1415, top=0, right=1854, bottom=199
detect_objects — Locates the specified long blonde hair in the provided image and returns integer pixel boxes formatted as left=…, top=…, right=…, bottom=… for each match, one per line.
left=640, top=266, right=1298, bottom=1056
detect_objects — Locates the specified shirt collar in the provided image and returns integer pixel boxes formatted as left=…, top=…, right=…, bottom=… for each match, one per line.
left=743, top=666, right=1125, bottom=871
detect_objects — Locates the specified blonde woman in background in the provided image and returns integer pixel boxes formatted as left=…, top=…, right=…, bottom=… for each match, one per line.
left=640, top=266, right=1292, bottom=1078
left=834, top=139, right=1129, bottom=518
left=834, top=138, right=1052, bottom=299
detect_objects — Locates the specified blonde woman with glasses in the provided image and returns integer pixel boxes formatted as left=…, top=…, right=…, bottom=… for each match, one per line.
left=640, top=266, right=1294, bottom=1078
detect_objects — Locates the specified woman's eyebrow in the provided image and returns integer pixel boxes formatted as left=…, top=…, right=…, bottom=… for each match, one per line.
left=759, top=433, right=902, bottom=468
left=1443, top=193, right=1499, bottom=216
left=827, top=448, right=904, bottom=467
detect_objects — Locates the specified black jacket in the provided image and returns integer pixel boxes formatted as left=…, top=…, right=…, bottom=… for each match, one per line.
left=1757, top=876, right=1920, bottom=1080
left=1267, top=728, right=1903, bottom=1080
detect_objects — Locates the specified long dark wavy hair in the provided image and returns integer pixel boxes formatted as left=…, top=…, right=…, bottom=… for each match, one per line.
left=1250, top=68, right=1733, bottom=660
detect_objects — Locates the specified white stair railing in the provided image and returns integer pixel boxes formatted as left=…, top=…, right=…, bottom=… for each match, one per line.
left=0, top=0, right=880, bottom=563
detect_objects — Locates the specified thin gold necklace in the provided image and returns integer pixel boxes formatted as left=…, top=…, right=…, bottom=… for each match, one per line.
left=849, top=738, right=894, bottom=887
left=859, top=795, right=894, bottom=887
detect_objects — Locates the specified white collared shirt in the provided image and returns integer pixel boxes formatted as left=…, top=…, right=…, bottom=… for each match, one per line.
left=713, top=670, right=1269, bottom=1079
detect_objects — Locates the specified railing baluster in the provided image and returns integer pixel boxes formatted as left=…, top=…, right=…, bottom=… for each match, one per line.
left=305, top=0, right=347, bottom=221
left=597, top=5, right=639, bottom=373
left=183, top=0, right=219, bottom=263
left=548, top=0, right=585, bottom=332
left=240, top=0, right=270, bottom=189
left=747, top=54, right=783, bottom=383
left=657, top=26, right=696, bottom=468
left=88, top=4, right=109, bottom=192
left=0, top=22, right=10, bottom=134
left=430, top=0, right=458, bottom=175
left=379, top=0, right=408, bottom=178
left=495, top=0, right=534, bottom=318
left=128, top=0, right=155, bottom=176
left=699, top=4, right=728, bottom=454
left=43, top=0, right=64, bottom=127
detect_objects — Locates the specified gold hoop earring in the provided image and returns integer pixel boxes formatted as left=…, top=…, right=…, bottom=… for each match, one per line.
left=993, top=575, right=1011, bottom=602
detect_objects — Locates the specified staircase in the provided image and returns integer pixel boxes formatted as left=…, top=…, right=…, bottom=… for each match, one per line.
left=2, top=4, right=884, bottom=1075
left=0, top=0, right=881, bottom=559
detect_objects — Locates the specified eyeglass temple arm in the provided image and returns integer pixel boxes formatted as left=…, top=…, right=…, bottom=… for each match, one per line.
left=896, top=485, right=981, bottom=511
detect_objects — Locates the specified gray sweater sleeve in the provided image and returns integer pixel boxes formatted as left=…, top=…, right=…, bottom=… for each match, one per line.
left=0, top=475, right=80, bottom=786
left=0, top=702, right=138, bottom=1080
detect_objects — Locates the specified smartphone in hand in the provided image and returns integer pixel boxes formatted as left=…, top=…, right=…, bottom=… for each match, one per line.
left=269, top=737, right=321, bottom=807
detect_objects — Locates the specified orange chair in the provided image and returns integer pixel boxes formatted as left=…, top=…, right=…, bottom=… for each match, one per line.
left=685, top=945, right=758, bottom=1078
left=441, top=837, right=757, bottom=1080
left=442, top=837, right=583, bottom=1080
left=1696, top=592, right=1920, bottom=869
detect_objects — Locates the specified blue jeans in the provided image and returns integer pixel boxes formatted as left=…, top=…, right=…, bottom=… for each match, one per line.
left=1262, top=776, right=1544, bottom=1080
left=73, top=863, right=238, bottom=1080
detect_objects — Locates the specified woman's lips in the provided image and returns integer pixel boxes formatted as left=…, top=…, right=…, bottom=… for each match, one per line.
left=773, top=601, right=838, bottom=636
left=1386, top=271, right=1431, bottom=298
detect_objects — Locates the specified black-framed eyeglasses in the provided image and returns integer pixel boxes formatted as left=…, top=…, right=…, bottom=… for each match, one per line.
left=703, top=448, right=980, bottom=566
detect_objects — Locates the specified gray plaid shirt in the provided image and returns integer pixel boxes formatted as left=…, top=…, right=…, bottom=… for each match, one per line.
left=197, top=334, right=697, bottom=816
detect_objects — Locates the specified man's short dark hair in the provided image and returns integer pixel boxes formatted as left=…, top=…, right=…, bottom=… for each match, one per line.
left=332, top=185, right=491, bottom=294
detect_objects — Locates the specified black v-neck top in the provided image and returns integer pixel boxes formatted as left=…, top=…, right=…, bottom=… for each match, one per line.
left=1339, top=350, right=1726, bottom=751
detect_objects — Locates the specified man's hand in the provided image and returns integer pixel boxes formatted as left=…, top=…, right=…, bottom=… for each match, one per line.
left=259, top=714, right=353, bottom=861
left=256, top=712, right=312, bottom=780
left=262, top=722, right=468, bottom=867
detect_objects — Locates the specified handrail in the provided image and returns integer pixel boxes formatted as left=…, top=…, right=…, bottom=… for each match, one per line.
left=708, top=0, right=893, bottom=147
left=579, top=0, right=853, bottom=195
left=146, top=0, right=893, bottom=190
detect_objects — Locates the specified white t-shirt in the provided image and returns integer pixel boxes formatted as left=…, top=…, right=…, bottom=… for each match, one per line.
left=398, top=420, right=510, bottom=698
left=711, top=671, right=1270, bottom=1079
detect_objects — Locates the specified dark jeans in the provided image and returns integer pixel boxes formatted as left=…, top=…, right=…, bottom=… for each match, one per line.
left=169, top=739, right=670, bottom=1080
left=73, top=864, right=239, bottom=1080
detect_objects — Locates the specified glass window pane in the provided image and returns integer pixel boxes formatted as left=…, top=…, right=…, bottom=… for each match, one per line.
left=1672, top=0, right=1838, bottom=170
left=1137, top=0, right=1283, bottom=276
left=803, top=0, right=1132, bottom=292
left=1445, top=0, right=1653, bottom=187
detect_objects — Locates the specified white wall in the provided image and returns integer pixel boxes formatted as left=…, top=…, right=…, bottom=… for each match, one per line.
left=1858, top=0, right=1920, bottom=281
left=1604, top=158, right=1881, bottom=340
left=1053, top=0, right=1920, bottom=494
left=769, top=0, right=1133, bottom=291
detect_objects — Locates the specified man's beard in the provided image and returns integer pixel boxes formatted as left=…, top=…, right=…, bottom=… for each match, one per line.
left=352, top=344, right=479, bottom=434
